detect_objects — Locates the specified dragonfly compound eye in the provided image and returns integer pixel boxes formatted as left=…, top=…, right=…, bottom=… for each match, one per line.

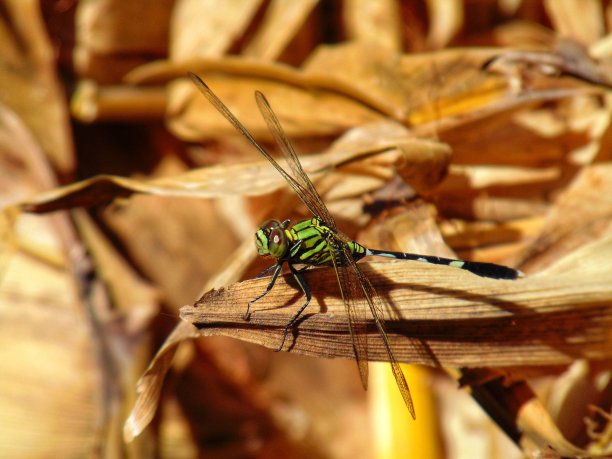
left=255, top=220, right=287, bottom=258
left=267, top=227, right=288, bottom=258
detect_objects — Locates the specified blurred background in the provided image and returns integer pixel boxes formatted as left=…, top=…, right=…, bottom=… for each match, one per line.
left=1, top=0, right=612, bottom=458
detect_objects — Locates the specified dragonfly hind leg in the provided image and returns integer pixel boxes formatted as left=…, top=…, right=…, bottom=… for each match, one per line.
left=277, top=262, right=312, bottom=351
left=246, top=263, right=283, bottom=320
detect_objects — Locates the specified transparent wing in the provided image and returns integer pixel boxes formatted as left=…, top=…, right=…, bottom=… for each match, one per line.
left=340, top=238, right=416, bottom=420
left=328, top=241, right=369, bottom=390
left=254, top=91, right=337, bottom=230
left=189, top=73, right=336, bottom=229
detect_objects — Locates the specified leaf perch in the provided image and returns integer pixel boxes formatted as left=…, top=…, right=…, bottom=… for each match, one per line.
left=180, top=236, right=612, bottom=368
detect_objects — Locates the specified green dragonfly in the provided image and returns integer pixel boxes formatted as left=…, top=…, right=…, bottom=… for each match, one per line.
left=189, top=73, right=521, bottom=420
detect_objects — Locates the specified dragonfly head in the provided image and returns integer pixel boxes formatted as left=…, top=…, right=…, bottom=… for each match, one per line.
left=255, top=219, right=289, bottom=259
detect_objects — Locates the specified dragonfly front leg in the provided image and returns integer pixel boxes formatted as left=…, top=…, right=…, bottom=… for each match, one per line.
left=246, top=262, right=283, bottom=320
left=255, top=263, right=279, bottom=278
left=277, top=262, right=312, bottom=351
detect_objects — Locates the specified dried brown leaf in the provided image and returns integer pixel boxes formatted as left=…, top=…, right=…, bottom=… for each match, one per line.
left=74, top=210, right=159, bottom=320
left=405, top=46, right=603, bottom=132
left=486, top=41, right=612, bottom=89
left=170, top=73, right=384, bottom=141
left=16, top=121, right=436, bottom=215
left=102, top=187, right=239, bottom=306
left=0, top=239, right=101, bottom=457
left=544, top=0, right=605, bottom=45
left=359, top=203, right=459, bottom=259
left=242, top=0, right=320, bottom=60
left=0, top=98, right=99, bottom=456
left=0, top=0, right=74, bottom=173
left=170, top=0, right=262, bottom=59
left=173, top=235, right=612, bottom=455
left=441, top=217, right=542, bottom=254
left=425, top=0, right=463, bottom=49
left=121, top=42, right=604, bottom=144
left=519, top=163, right=612, bottom=273
left=343, top=0, right=403, bottom=52
left=75, top=0, right=174, bottom=81
left=180, top=236, right=612, bottom=367
left=124, top=237, right=256, bottom=442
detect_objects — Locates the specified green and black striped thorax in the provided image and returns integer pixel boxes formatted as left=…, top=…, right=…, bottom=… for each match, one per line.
left=255, top=217, right=367, bottom=266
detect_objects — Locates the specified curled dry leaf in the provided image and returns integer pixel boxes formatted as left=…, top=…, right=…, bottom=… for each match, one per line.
left=123, top=320, right=201, bottom=443
left=15, top=121, right=451, bottom=215
left=170, top=73, right=385, bottom=142
left=485, top=39, right=612, bottom=90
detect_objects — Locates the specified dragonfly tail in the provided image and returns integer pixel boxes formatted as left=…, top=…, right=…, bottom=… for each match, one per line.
left=365, top=248, right=523, bottom=280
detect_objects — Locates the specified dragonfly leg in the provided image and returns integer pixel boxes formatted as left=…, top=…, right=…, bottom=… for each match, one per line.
left=277, top=262, right=312, bottom=351
left=255, top=264, right=278, bottom=279
left=246, top=262, right=283, bottom=320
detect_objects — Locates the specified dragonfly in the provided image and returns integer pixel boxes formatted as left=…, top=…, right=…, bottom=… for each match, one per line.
left=189, top=72, right=522, bottom=420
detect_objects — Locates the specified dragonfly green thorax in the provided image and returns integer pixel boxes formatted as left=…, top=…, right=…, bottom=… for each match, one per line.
left=255, top=217, right=368, bottom=266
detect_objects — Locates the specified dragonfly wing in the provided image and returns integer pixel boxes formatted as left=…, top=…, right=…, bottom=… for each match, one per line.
left=342, top=245, right=416, bottom=420
left=328, top=241, right=369, bottom=390
left=254, top=91, right=337, bottom=231
left=188, top=73, right=323, bottom=221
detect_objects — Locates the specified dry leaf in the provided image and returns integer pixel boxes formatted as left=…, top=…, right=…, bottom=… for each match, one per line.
left=242, top=0, right=320, bottom=61
left=0, top=90, right=100, bottom=457
left=0, top=0, right=74, bottom=173
left=180, top=236, right=611, bottom=367
left=74, top=0, right=174, bottom=82
left=518, top=163, right=612, bottom=273
left=14, top=121, right=429, bottom=214
left=343, top=0, right=403, bottom=51
left=170, top=0, right=262, bottom=60
left=544, top=0, right=605, bottom=45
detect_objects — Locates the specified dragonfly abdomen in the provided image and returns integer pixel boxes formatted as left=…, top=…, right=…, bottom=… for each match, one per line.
left=365, top=248, right=522, bottom=280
